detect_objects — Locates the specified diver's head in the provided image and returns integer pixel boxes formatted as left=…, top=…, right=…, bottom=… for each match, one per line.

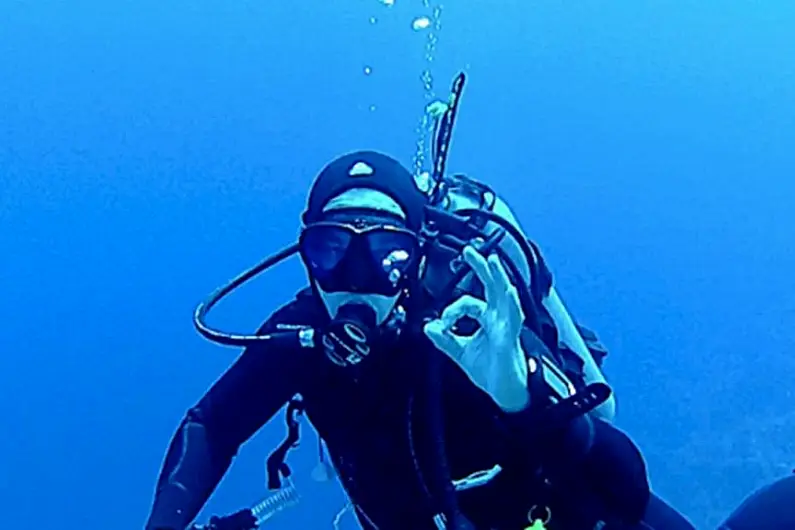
left=298, top=151, right=428, bottom=365
left=300, top=151, right=428, bottom=322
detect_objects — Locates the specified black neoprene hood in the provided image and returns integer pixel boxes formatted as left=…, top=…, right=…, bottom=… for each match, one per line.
left=302, top=150, right=429, bottom=231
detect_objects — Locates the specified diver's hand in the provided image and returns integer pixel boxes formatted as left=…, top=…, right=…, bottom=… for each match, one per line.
left=423, top=245, right=530, bottom=412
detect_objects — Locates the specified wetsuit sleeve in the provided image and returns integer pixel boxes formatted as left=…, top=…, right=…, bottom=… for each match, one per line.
left=501, top=409, right=651, bottom=524
left=500, top=328, right=651, bottom=524
left=144, top=304, right=313, bottom=530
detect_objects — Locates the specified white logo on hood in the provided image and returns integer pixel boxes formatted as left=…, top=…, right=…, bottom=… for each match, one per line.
left=348, top=161, right=375, bottom=177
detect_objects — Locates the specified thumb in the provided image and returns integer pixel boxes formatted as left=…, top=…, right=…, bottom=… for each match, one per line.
left=423, top=319, right=462, bottom=358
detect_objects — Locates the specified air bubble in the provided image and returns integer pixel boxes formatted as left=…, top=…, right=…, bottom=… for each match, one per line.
left=412, top=16, right=431, bottom=31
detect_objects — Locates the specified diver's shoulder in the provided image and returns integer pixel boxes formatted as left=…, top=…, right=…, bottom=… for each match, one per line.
left=257, top=287, right=325, bottom=333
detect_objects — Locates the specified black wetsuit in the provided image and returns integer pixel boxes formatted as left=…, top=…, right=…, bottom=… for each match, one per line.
left=145, top=289, right=682, bottom=530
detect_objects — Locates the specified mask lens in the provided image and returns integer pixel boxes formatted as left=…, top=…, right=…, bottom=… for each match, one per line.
left=301, top=223, right=419, bottom=295
left=300, top=225, right=353, bottom=279
left=366, top=230, right=418, bottom=277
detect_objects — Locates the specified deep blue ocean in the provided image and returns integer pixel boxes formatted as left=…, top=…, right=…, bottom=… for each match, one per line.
left=1, top=2, right=793, bottom=529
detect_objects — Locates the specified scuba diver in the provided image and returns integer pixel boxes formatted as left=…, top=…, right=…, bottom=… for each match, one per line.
left=145, top=147, right=664, bottom=530
left=143, top=74, right=700, bottom=530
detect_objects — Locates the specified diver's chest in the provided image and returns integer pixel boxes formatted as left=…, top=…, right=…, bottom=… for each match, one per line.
left=308, top=378, right=503, bottom=478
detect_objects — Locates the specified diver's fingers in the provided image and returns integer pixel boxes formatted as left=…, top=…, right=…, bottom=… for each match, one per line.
left=487, top=254, right=524, bottom=329
left=440, top=294, right=487, bottom=329
left=423, top=319, right=464, bottom=360
left=486, top=253, right=512, bottom=295
left=462, top=246, right=498, bottom=304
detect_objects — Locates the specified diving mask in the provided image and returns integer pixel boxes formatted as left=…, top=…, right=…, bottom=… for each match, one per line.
left=299, top=220, right=421, bottom=297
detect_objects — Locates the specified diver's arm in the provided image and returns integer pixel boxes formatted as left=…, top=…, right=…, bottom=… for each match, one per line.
left=500, top=416, right=650, bottom=524
left=576, top=417, right=651, bottom=523
left=487, top=196, right=616, bottom=421
left=499, top=371, right=649, bottom=523
left=145, top=409, right=227, bottom=530
left=145, top=331, right=309, bottom=530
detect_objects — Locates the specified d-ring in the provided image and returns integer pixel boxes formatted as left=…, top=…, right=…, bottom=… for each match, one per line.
left=528, top=504, right=551, bottom=525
